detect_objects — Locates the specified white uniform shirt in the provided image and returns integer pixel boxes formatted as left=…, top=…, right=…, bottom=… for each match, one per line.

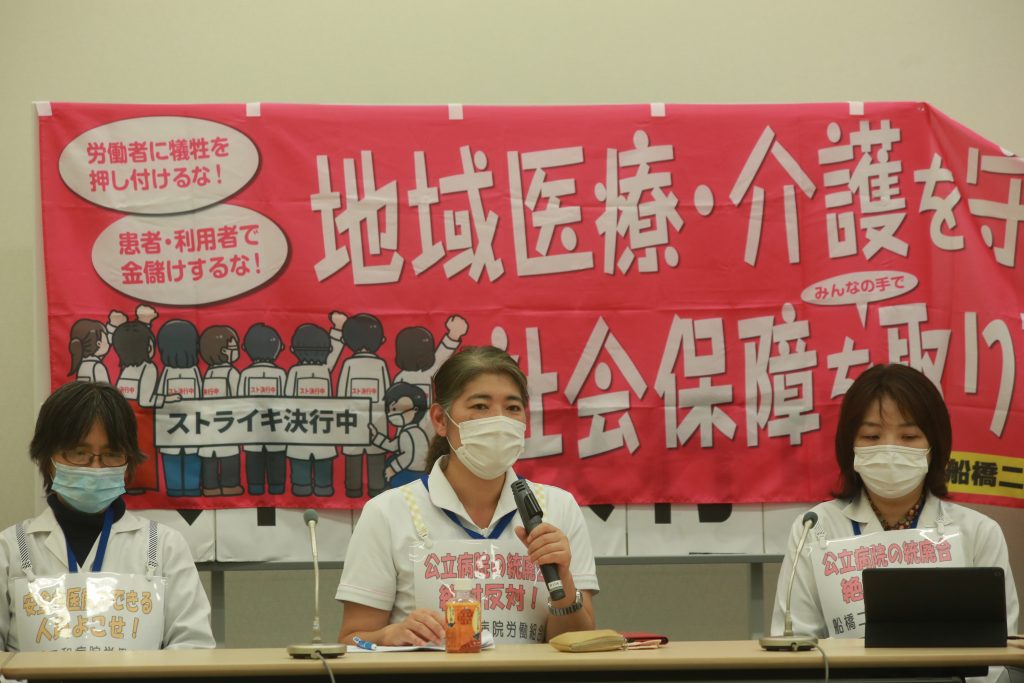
left=158, top=367, right=203, bottom=456
left=336, top=458, right=599, bottom=624
left=285, top=364, right=336, bottom=460
left=239, top=363, right=287, bottom=452
left=338, top=354, right=390, bottom=456
left=0, top=507, right=215, bottom=651
left=76, top=357, right=110, bottom=384
left=116, top=362, right=163, bottom=408
left=201, top=364, right=239, bottom=399
left=771, top=492, right=1020, bottom=638
left=375, top=426, right=430, bottom=474
left=239, top=363, right=286, bottom=398
left=199, top=364, right=241, bottom=458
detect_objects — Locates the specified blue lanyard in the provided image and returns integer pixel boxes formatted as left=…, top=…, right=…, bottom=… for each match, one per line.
left=852, top=502, right=924, bottom=536
left=66, top=506, right=114, bottom=573
left=419, top=475, right=518, bottom=540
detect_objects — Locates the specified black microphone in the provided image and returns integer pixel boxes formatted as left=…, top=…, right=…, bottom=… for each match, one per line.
left=287, top=509, right=346, bottom=659
left=511, top=479, right=566, bottom=601
left=760, top=511, right=819, bottom=651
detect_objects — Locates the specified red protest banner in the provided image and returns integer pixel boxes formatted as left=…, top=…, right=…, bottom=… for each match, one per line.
left=38, top=102, right=1024, bottom=509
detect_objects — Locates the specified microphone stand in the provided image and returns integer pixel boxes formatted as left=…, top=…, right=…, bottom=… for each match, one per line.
left=759, top=513, right=819, bottom=652
left=288, top=511, right=346, bottom=658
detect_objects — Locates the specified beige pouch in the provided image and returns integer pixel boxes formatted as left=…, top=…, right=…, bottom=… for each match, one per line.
left=549, top=629, right=627, bottom=652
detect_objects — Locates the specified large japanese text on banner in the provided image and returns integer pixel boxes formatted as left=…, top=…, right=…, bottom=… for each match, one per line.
left=37, top=102, right=1024, bottom=510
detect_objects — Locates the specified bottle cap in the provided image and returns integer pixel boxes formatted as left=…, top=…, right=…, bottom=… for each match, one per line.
left=453, top=578, right=474, bottom=592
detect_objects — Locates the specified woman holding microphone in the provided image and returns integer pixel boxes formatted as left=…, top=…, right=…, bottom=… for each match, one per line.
left=336, top=345, right=598, bottom=646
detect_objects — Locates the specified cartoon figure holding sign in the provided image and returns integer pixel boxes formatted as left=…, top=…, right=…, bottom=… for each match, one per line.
left=285, top=322, right=344, bottom=496
left=111, top=307, right=166, bottom=408
left=197, top=325, right=243, bottom=497
left=238, top=323, right=288, bottom=496
left=336, top=313, right=390, bottom=498
left=110, top=306, right=175, bottom=493
left=156, top=319, right=203, bottom=497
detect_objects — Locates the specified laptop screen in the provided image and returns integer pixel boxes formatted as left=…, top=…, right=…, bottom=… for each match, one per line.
left=862, top=566, right=1008, bottom=647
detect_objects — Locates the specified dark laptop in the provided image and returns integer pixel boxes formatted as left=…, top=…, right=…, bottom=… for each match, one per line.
left=863, top=567, right=1008, bottom=647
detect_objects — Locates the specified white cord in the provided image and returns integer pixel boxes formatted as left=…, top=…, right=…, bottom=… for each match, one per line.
left=812, top=643, right=830, bottom=683
left=313, top=651, right=337, bottom=683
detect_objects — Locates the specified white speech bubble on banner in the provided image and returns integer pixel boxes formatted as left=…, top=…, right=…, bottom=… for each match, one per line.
left=800, top=271, right=918, bottom=326
left=59, top=116, right=259, bottom=214
left=91, top=203, right=288, bottom=305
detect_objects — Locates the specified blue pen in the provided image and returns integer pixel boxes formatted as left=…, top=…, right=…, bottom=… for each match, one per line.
left=352, top=636, right=378, bottom=651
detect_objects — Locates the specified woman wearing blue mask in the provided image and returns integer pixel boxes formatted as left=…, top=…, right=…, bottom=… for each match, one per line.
left=337, top=346, right=598, bottom=647
left=0, top=381, right=215, bottom=651
left=771, top=363, right=1019, bottom=641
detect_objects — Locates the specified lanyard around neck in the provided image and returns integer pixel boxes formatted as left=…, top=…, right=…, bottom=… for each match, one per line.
left=419, top=475, right=517, bottom=540
left=851, top=500, right=924, bottom=536
left=66, top=506, right=114, bottom=573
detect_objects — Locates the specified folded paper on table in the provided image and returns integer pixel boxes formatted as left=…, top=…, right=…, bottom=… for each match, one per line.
left=346, top=629, right=495, bottom=653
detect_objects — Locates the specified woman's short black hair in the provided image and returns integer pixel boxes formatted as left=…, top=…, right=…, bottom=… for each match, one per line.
left=341, top=314, right=385, bottom=353
left=30, top=382, right=145, bottom=492
left=394, top=327, right=435, bottom=372
left=112, top=321, right=154, bottom=368
left=833, top=363, right=951, bottom=500
left=290, top=324, right=332, bottom=364
left=243, top=323, right=284, bottom=362
left=158, top=319, right=200, bottom=369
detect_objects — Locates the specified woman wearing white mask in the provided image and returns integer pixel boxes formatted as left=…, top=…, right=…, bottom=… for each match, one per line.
left=337, top=346, right=598, bottom=646
left=0, top=382, right=215, bottom=651
left=771, top=363, right=1019, bottom=641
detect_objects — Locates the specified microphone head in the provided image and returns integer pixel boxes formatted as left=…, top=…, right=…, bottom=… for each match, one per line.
left=303, top=509, right=319, bottom=525
left=802, top=511, right=819, bottom=528
left=510, top=479, right=543, bottom=521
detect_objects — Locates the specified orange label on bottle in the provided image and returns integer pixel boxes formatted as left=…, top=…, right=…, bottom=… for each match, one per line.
left=444, top=601, right=481, bottom=653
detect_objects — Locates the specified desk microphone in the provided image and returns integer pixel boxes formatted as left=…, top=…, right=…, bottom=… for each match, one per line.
left=759, top=511, right=819, bottom=652
left=511, top=479, right=566, bottom=601
left=288, top=509, right=346, bottom=659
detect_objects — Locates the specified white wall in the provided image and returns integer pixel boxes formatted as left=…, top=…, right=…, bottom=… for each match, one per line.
left=1, top=0, right=1022, bottom=645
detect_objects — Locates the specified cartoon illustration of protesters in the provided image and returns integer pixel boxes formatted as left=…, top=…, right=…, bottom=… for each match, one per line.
left=156, top=319, right=203, bottom=497
left=369, top=382, right=430, bottom=489
left=238, top=323, right=288, bottom=496
left=67, top=318, right=112, bottom=383
left=285, top=323, right=343, bottom=496
left=110, top=307, right=165, bottom=406
left=392, top=314, right=468, bottom=435
left=110, top=306, right=177, bottom=492
left=197, top=325, right=243, bottom=497
left=335, top=313, right=390, bottom=498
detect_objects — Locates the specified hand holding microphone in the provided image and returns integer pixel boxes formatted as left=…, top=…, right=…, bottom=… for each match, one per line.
left=511, top=479, right=568, bottom=602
